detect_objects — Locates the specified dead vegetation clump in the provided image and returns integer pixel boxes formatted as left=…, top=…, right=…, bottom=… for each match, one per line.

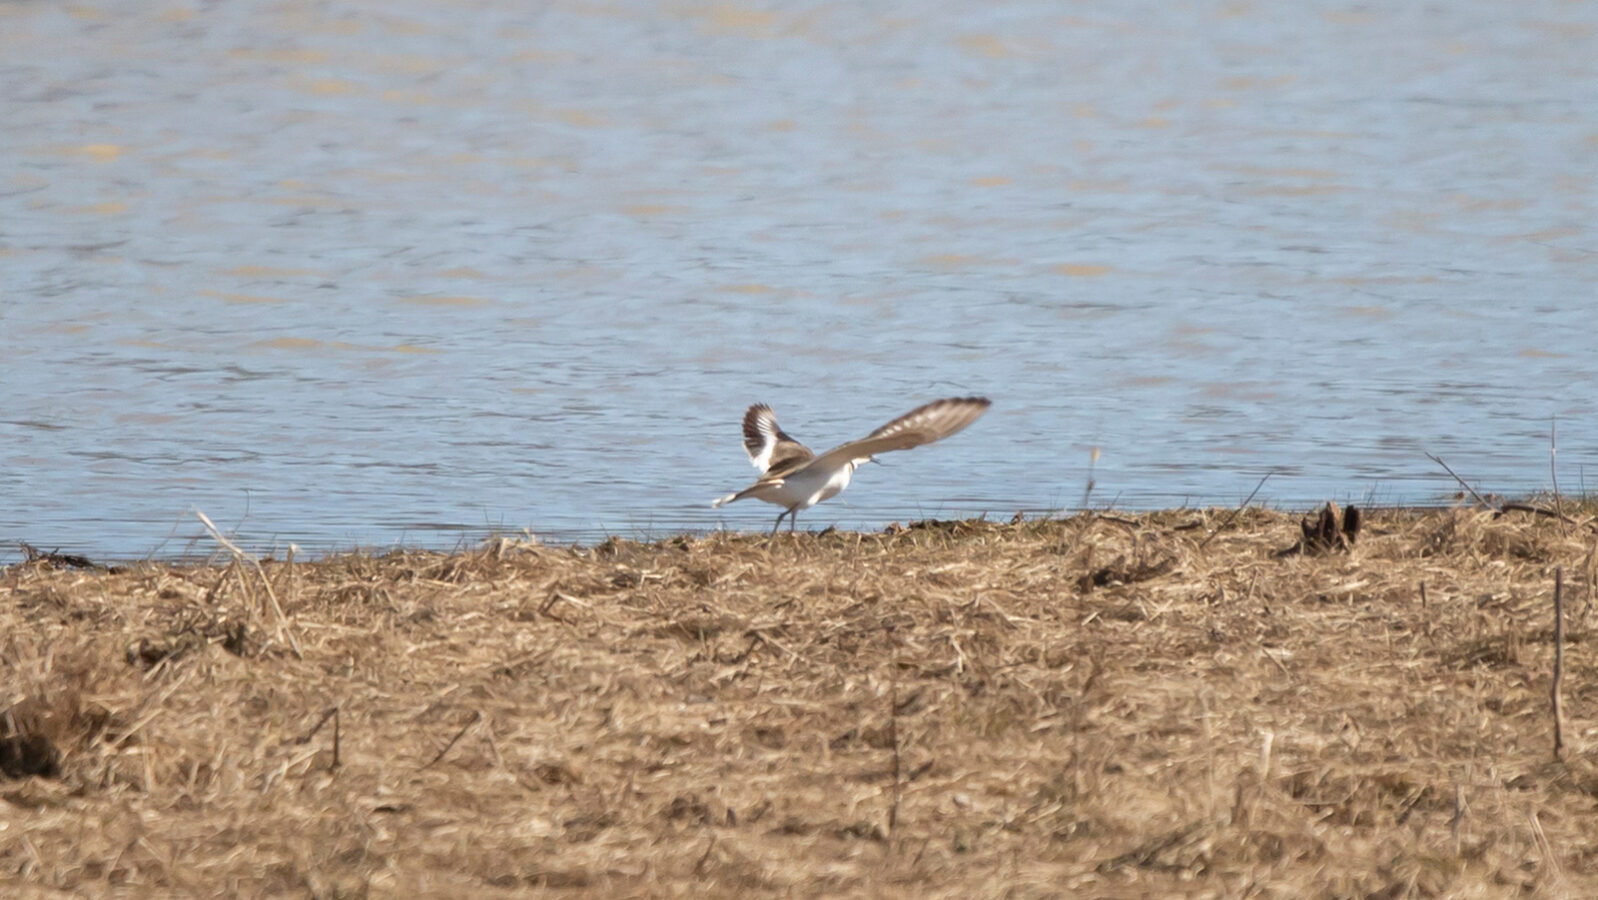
left=3, top=506, right=1598, bottom=896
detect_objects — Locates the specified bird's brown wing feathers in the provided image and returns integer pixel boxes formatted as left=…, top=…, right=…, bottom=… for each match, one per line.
left=742, top=403, right=814, bottom=475
left=806, top=396, right=991, bottom=470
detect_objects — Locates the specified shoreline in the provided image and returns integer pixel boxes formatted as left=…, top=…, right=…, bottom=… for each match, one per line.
left=5, top=498, right=1561, bottom=568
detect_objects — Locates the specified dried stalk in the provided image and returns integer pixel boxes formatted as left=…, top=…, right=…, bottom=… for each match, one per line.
left=1552, top=567, right=1565, bottom=760
left=888, top=652, right=902, bottom=836
left=1199, top=471, right=1273, bottom=549
left=296, top=706, right=342, bottom=772
left=194, top=509, right=302, bottom=658
left=1552, top=417, right=1567, bottom=535
left=1426, top=452, right=1496, bottom=509
left=424, top=710, right=483, bottom=770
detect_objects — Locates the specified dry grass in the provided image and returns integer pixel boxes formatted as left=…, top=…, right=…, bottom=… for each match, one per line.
left=4, top=507, right=1598, bottom=897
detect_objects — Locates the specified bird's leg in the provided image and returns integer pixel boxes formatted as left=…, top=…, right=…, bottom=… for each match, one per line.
left=769, top=509, right=787, bottom=538
left=789, top=509, right=798, bottom=533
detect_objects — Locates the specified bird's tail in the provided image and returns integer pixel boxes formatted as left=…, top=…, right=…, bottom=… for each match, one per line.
left=711, top=492, right=740, bottom=508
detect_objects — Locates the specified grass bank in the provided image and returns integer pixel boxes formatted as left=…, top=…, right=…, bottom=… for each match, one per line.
left=4, top=507, right=1597, bottom=896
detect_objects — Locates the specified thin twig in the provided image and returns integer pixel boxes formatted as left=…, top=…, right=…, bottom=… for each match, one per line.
left=1199, top=472, right=1273, bottom=549
left=1551, top=417, right=1568, bottom=536
left=1552, top=567, right=1565, bottom=760
left=193, top=508, right=246, bottom=557
left=1080, top=447, right=1100, bottom=510
left=888, top=666, right=902, bottom=836
left=286, top=544, right=297, bottom=613
left=1499, top=502, right=1583, bottom=527
left=1425, top=453, right=1496, bottom=510
left=1420, top=581, right=1435, bottom=639
left=296, top=706, right=344, bottom=772
left=194, top=508, right=303, bottom=658
left=251, top=560, right=300, bottom=658
left=229, top=561, right=257, bottom=623
left=423, top=710, right=482, bottom=770
left=296, top=707, right=339, bottom=744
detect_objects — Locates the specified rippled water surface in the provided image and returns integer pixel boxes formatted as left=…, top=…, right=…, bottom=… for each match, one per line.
left=4, top=1, right=1597, bottom=560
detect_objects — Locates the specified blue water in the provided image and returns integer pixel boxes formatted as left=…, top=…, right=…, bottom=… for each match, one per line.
left=3, top=1, right=1596, bottom=560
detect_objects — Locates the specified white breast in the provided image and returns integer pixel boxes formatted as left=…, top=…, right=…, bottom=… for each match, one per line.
left=789, top=460, right=857, bottom=510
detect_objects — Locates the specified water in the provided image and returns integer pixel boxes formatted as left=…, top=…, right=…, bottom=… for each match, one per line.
left=3, top=1, right=1596, bottom=561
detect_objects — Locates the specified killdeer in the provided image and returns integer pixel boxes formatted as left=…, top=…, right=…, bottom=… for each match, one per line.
left=713, top=396, right=991, bottom=536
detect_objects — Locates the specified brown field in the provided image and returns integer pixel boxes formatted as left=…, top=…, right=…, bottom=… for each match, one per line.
left=4, top=507, right=1597, bottom=898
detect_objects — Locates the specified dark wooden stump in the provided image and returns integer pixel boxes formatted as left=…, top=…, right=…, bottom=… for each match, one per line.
left=1284, top=502, right=1361, bottom=555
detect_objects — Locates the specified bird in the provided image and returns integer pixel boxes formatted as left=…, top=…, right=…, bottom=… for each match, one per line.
left=712, top=396, right=992, bottom=536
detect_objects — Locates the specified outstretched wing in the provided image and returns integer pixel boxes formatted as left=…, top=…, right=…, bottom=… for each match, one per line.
left=742, top=403, right=814, bottom=476
left=808, top=396, right=991, bottom=469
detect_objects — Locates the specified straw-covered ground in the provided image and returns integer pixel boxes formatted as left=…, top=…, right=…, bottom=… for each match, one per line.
left=4, top=506, right=1598, bottom=898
